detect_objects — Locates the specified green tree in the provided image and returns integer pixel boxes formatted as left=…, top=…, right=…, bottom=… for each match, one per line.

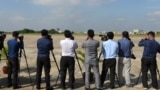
left=48, top=29, right=59, bottom=34
left=17, top=28, right=36, bottom=33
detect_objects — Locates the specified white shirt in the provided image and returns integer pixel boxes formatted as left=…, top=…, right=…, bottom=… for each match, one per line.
left=60, top=38, right=78, bottom=57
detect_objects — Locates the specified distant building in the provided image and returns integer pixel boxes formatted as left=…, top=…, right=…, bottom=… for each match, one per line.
left=156, top=30, right=160, bottom=34
left=133, top=29, right=145, bottom=34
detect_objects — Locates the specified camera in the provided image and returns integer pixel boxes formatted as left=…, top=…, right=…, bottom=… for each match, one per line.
left=99, top=34, right=108, bottom=41
left=46, top=35, right=53, bottom=40
left=0, top=33, right=6, bottom=50
left=70, top=35, right=74, bottom=40
left=0, top=33, right=6, bottom=42
left=18, top=35, right=24, bottom=41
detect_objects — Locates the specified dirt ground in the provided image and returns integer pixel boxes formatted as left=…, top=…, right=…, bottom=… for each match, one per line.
left=0, top=34, right=160, bottom=90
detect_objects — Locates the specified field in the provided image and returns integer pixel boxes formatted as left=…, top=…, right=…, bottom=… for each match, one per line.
left=0, top=34, right=160, bottom=90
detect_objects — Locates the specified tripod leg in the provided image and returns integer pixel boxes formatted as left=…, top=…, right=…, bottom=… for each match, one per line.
left=98, top=52, right=102, bottom=62
left=3, top=47, right=8, bottom=59
left=156, top=67, right=160, bottom=80
left=22, top=49, right=34, bottom=90
left=115, top=73, right=121, bottom=87
left=75, top=52, right=83, bottom=78
left=51, top=51, right=60, bottom=86
left=55, top=73, right=60, bottom=86
left=135, top=69, right=142, bottom=85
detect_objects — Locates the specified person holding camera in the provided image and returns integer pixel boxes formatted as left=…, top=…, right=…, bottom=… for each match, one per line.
left=100, top=32, right=119, bottom=89
left=138, top=31, right=160, bottom=90
left=60, top=30, right=78, bottom=89
left=36, top=29, right=53, bottom=90
left=117, top=31, right=134, bottom=87
left=7, top=31, right=24, bottom=89
left=82, top=29, right=101, bottom=90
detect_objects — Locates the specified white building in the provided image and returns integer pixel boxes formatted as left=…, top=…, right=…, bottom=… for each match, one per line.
left=133, top=29, right=145, bottom=34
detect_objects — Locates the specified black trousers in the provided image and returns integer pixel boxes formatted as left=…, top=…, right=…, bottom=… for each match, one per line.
left=101, top=59, right=116, bottom=87
left=36, top=56, right=51, bottom=89
left=141, top=57, right=158, bottom=88
left=60, top=56, right=75, bottom=88
left=8, top=57, right=19, bottom=87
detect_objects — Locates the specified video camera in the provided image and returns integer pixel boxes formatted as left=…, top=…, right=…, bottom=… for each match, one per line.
left=0, top=32, right=6, bottom=50
left=46, top=35, right=52, bottom=40
left=0, top=33, right=6, bottom=42
left=18, top=35, right=24, bottom=42
left=99, top=34, right=108, bottom=41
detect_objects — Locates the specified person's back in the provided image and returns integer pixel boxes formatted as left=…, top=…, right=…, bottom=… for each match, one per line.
left=102, top=39, right=118, bottom=59
left=82, top=29, right=100, bottom=90
left=60, top=30, right=78, bottom=89
left=138, top=31, right=160, bottom=89
left=139, top=39, right=160, bottom=58
left=101, top=32, right=118, bottom=89
left=37, top=37, right=53, bottom=57
left=117, top=31, right=134, bottom=87
left=36, top=30, right=53, bottom=90
left=8, top=38, right=20, bottom=58
left=83, top=39, right=99, bottom=64
left=118, top=38, right=132, bottom=57
left=60, top=38, right=77, bottom=57
left=7, top=31, right=23, bottom=89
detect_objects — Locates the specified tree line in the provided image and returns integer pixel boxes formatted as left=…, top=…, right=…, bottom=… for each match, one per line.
left=2, top=28, right=62, bottom=34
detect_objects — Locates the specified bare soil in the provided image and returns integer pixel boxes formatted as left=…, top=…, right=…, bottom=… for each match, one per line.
left=0, top=34, right=160, bottom=90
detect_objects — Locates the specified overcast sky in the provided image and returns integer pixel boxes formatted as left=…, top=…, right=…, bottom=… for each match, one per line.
left=0, top=0, right=160, bottom=32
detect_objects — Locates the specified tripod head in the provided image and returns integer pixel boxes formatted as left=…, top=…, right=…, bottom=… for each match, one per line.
left=0, top=32, right=6, bottom=50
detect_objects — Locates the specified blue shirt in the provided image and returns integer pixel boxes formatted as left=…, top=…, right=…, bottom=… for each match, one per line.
left=102, top=39, right=119, bottom=59
left=7, top=38, right=23, bottom=58
left=118, top=38, right=134, bottom=57
left=138, top=39, right=160, bottom=58
left=37, top=37, right=53, bottom=57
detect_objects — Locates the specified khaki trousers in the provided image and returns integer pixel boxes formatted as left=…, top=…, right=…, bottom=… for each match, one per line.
left=118, top=57, right=131, bottom=85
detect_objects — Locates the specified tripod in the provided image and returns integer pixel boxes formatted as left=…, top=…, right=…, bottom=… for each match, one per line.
left=19, top=48, right=34, bottom=90
left=75, top=52, right=83, bottom=78
left=54, top=51, right=83, bottom=86
left=135, top=65, right=160, bottom=85
left=0, top=46, right=8, bottom=61
left=98, top=51, right=121, bottom=87
left=50, top=51, right=60, bottom=86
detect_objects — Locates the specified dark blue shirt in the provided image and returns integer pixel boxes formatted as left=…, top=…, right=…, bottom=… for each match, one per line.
left=37, top=37, right=53, bottom=57
left=7, top=38, right=23, bottom=58
left=139, top=39, right=160, bottom=58
left=118, top=38, right=134, bottom=57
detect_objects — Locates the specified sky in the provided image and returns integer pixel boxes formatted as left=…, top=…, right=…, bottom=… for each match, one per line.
left=0, top=0, right=160, bottom=32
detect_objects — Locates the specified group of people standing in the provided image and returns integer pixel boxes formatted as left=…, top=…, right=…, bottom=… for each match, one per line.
left=6, top=29, right=160, bottom=90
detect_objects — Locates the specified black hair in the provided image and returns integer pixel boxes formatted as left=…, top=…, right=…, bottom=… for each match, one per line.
left=12, top=31, right=19, bottom=37
left=64, top=30, right=72, bottom=38
left=122, top=31, right=129, bottom=38
left=122, top=31, right=131, bottom=40
left=41, top=29, right=48, bottom=36
left=107, top=32, right=114, bottom=39
left=147, top=31, right=155, bottom=37
left=87, top=29, right=94, bottom=38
